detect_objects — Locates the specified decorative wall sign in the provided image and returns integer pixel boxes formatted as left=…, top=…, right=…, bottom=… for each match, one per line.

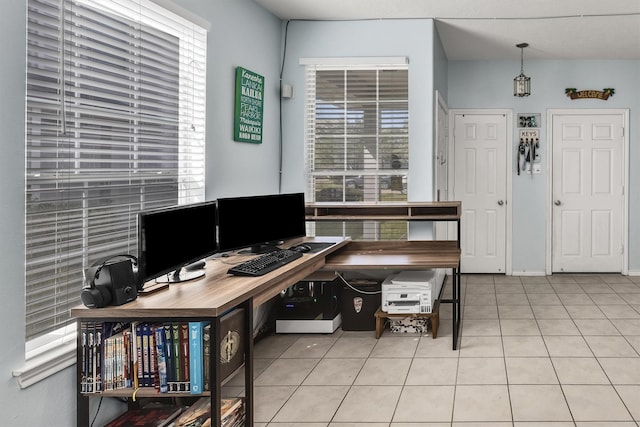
left=565, top=88, right=615, bottom=100
left=517, top=113, right=540, bottom=128
left=219, top=308, right=245, bottom=381
left=234, top=67, right=264, bottom=143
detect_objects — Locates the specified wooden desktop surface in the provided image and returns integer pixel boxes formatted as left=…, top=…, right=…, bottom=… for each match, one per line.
left=70, top=236, right=350, bottom=320
left=323, top=240, right=461, bottom=270
left=71, top=237, right=461, bottom=320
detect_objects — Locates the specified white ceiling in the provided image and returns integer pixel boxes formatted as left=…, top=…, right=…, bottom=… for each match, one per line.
left=255, top=0, right=640, bottom=60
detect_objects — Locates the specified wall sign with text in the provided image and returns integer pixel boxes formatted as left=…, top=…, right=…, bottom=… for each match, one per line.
left=565, top=88, right=615, bottom=100
left=234, top=67, right=264, bottom=143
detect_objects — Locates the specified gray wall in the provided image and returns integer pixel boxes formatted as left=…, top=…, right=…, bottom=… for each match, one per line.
left=448, top=59, right=640, bottom=273
left=186, top=0, right=285, bottom=200
left=2, top=1, right=33, bottom=426
left=433, top=25, right=449, bottom=103
left=0, top=1, right=282, bottom=426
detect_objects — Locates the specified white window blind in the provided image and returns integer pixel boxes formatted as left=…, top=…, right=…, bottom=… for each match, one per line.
left=304, top=61, right=409, bottom=239
left=25, top=0, right=207, bottom=342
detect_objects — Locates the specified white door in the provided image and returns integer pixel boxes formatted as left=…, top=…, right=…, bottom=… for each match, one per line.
left=551, top=113, right=625, bottom=272
left=453, top=113, right=508, bottom=273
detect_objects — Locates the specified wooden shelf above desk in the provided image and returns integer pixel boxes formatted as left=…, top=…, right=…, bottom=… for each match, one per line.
left=305, top=201, right=461, bottom=222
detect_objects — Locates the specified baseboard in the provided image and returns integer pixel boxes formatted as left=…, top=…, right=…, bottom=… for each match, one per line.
left=511, top=271, right=547, bottom=276
left=511, top=270, right=640, bottom=277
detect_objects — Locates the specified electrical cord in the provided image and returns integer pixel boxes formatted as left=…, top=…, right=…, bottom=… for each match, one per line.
left=215, top=256, right=250, bottom=267
left=90, top=396, right=103, bottom=427
left=213, top=250, right=278, bottom=266
left=278, top=20, right=290, bottom=193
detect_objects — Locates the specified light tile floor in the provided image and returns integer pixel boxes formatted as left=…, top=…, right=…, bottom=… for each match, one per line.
left=226, top=274, right=640, bottom=426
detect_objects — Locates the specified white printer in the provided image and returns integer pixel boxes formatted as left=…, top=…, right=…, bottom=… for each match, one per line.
left=381, top=269, right=444, bottom=314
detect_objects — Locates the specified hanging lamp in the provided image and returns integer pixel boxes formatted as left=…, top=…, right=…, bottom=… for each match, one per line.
left=514, top=43, right=531, bottom=97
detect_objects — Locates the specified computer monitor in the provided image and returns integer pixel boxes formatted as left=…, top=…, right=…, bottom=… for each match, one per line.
left=138, top=201, right=217, bottom=285
left=217, top=192, right=306, bottom=254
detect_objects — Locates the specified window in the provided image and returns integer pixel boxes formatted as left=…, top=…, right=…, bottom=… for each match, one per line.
left=303, top=59, right=409, bottom=239
left=25, top=0, right=207, bottom=351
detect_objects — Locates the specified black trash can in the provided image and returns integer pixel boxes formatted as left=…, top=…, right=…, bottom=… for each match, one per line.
left=340, top=280, right=381, bottom=331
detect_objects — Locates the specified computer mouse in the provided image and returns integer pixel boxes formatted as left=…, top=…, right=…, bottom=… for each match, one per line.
left=294, top=244, right=312, bottom=253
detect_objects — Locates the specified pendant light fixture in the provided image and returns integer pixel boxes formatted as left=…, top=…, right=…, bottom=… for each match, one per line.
left=514, top=42, right=531, bottom=97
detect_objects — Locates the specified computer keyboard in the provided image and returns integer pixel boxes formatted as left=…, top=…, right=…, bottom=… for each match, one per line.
left=227, top=248, right=303, bottom=277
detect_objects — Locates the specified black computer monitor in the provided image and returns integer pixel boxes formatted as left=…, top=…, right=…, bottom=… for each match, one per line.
left=217, top=192, right=306, bottom=254
left=138, top=201, right=217, bottom=285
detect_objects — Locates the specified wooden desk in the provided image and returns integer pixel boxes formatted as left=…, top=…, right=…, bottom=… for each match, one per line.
left=73, top=236, right=350, bottom=321
left=71, top=236, right=350, bottom=427
left=71, top=209, right=463, bottom=427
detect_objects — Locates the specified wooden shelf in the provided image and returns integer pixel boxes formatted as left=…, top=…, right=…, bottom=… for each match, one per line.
left=305, top=201, right=461, bottom=221
left=84, top=388, right=212, bottom=398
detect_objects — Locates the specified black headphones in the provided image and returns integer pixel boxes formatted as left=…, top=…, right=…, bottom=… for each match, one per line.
left=81, top=254, right=138, bottom=308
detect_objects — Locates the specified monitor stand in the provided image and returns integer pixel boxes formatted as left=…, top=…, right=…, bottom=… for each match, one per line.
left=238, top=242, right=283, bottom=255
left=155, top=268, right=205, bottom=284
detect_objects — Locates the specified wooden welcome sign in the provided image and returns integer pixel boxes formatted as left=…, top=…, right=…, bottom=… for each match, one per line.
left=565, top=88, right=615, bottom=100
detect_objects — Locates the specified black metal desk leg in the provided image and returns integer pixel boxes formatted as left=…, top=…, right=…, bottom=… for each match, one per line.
left=242, top=298, right=254, bottom=427
left=452, top=268, right=460, bottom=350
left=457, top=268, right=461, bottom=329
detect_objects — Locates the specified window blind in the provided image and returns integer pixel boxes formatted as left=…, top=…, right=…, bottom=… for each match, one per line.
left=304, top=62, right=409, bottom=239
left=25, top=0, right=207, bottom=342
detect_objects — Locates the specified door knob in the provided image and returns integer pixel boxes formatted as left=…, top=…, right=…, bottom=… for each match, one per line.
left=497, top=200, right=504, bottom=206
left=554, top=200, right=562, bottom=206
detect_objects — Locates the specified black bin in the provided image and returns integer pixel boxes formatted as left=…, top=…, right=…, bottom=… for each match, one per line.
left=340, top=280, right=381, bottom=331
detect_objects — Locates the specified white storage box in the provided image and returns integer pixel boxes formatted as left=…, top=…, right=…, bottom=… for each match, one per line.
left=390, top=317, right=430, bottom=334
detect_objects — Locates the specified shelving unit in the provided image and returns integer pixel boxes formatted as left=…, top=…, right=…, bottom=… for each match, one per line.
left=306, top=201, right=462, bottom=349
left=72, top=299, right=253, bottom=427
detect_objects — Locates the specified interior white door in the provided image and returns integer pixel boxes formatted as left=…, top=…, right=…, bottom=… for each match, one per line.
left=453, top=113, right=507, bottom=273
left=551, top=113, right=624, bottom=272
